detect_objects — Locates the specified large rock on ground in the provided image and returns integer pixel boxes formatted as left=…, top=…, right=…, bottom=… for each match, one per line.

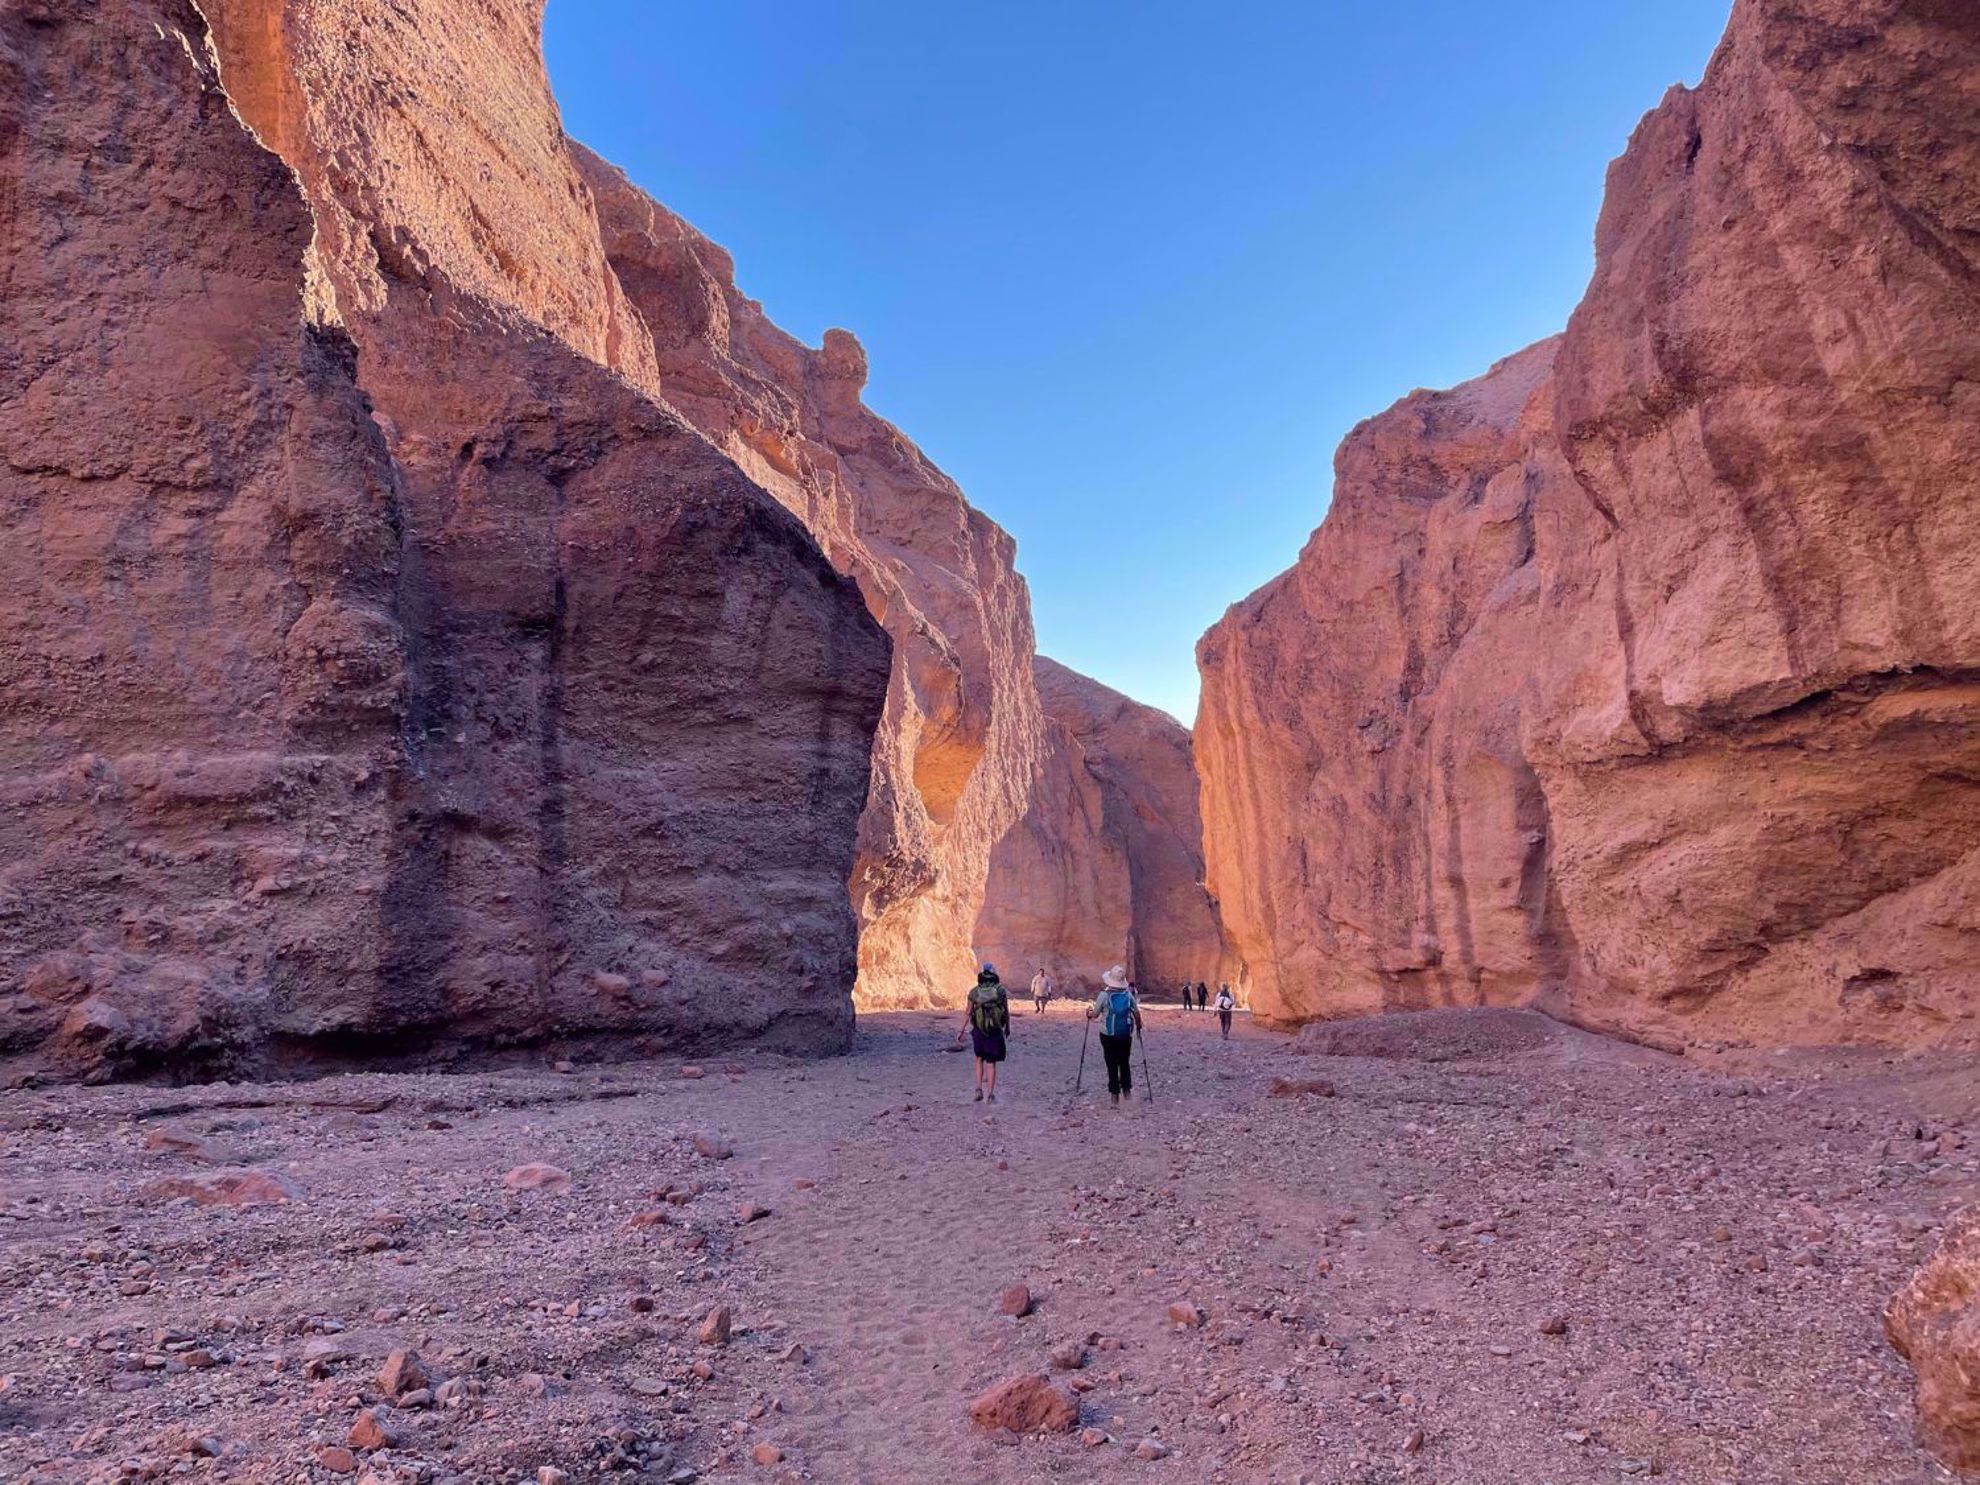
left=1888, top=1207, right=1980, bottom=1475
left=975, top=658, right=1228, bottom=996
left=0, top=0, right=889, bottom=1079
left=575, top=148, right=1043, bottom=1008
left=1196, top=0, right=1980, bottom=1049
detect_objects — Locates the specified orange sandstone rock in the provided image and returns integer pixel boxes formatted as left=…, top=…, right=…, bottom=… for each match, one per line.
left=1196, top=0, right=1980, bottom=1051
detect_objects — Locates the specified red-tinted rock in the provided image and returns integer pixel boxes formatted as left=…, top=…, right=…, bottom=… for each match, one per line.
left=502, top=1163, right=570, bottom=1194
left=965, top=1373, right=1080, bottom=1434
left=1888, top=1206, right=1980, bottom=1474
left=576, top=149, right=1043, bottom=1009
left=1197, top=0, right=1980, bottom=1051
left=141, top=1169, right=300, bottom=1208
left=0, top=0, right=889, bottom=1081
left=976, top=659, right=1230, bottom=997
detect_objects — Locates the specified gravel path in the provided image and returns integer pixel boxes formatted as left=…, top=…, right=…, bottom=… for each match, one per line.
left=0, top=1008, right=1973, bottom=1484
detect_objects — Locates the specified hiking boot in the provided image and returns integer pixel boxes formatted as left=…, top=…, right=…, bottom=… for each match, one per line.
left=987, top=1091, right=996, bottom=1103
left=973, top=1088, right=983, bottom=1102
left=1110, top=1091, right=1119, bottom=1106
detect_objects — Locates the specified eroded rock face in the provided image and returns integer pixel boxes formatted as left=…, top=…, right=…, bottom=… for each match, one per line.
left=0, top=0, right=889, bottom=1079
left=576, top=149, right=1042, bottom=1008
left=976, top=659, right=1228, bottom=995
left=1888, top=1206, right=1980, bottom=1474
left=1197, top=0, right=1980, bottom=1048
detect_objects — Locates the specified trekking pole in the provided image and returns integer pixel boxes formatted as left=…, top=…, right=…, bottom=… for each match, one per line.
left=1072, top=1015, right=1092, bottom=1098
left=1136, top=1022, right=1155, bottom=1104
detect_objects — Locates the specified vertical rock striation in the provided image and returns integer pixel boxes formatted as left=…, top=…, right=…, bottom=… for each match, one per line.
left=0, top=0, right=889, bottom=1079
left=1197, top=0, right=1980, bottom=1049
left=976, top=660, right=1229, bottom=994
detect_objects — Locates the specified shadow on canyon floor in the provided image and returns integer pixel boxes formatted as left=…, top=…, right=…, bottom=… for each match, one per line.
left=0, top=1010, right=1972, bottom=1483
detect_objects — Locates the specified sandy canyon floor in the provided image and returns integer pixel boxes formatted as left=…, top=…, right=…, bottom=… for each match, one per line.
left=1, top=1008, right=1975, bottom=1485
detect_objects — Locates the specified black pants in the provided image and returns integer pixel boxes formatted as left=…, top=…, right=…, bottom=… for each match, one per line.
left=1218, top=1009, right=1232, bottom=1036
left=1100, top=1032, right=1134, bottom=1096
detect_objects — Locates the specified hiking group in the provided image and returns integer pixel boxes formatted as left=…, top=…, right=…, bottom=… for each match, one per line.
left=955, top=963, right=1239, bottom=1107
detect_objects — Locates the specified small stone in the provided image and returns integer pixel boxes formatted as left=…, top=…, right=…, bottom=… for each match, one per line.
left=1488, top=1344, right=1514, bottom=1358
left=1133, top=1437, right=1172, bottom=1460
left=698, top=1305, right=733, bottom=1346
left=1048, top=1339, right=1087, bottom=1371
left=377, top=1348, right=429, bottom=1398
left=966, top=1373, right=1080, bottom=1434
left=679, top=1065, right=706, bottom=1080
left=1267, top=1078, right=1336, bottom=1099
left=1167, top=1302, right=1206, bottom=1329
left=739, top=1202, right=771, bottom=1224
left=749, top=1443, right=783, bottom=1466
left=503, top=1163, right=571, bottom=1193
left=1080, top=1428, right=1110, bottom=1448
left=348, top=1410, right=396, bottom=1451
left=539, top=1470, right=571, bottom=1485
left=317, top=1447, right=358, bottom=1475
left=1539, top=1315, right=1569, bottom=1337
left=693, top=1134, right=733, bottom=1161
left=998, top=1284, right=1033, bottom=1318
left=1402, top=1427, right=1425, bottom=1453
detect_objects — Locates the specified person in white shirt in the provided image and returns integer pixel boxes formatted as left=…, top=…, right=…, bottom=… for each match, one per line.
left=1215, top=983, right=1236, bottom=1039
left=1030, top=968, right=1054, bottom=1015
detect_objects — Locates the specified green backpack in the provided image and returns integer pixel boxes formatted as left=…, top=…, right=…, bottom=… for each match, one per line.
left=968, top=982, right=1006, bottom=1033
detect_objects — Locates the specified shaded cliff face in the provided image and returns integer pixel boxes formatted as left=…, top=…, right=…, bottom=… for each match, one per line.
left=1198, top=0, right=1980, bottom=1049
left=977, top=659, right=1229, bottom=996
left=0, top=0, right=888, bottom=1080
left=575, top=150, right=1043, bottom=1009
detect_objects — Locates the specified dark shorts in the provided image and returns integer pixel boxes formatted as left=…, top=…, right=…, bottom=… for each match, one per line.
left=971, top=1028, right=1007, bottom=1063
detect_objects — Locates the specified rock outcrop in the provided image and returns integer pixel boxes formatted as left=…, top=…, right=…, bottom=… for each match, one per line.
left=575, top=150, right=1041, bottom=1008
left=976, top=659, right=1227, bottom=995
left=1197, top=0, right=1980, bottom=1049
left=0, top=0, right=889, bottom=1080
left=1888, top=1206, right=1980, bottom=1475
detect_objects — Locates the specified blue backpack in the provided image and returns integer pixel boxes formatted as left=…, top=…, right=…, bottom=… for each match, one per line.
left=1102, top=989, right=1137, bottom=1038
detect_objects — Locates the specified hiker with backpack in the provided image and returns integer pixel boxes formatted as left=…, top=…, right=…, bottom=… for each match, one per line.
left=1215, top=983, right=1235, bottom=1039
left=957, top=963, right=1011, bottom=1102
left=1086, top=965, right=1143, bottom=1106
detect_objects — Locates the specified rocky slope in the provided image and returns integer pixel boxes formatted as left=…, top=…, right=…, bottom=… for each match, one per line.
left=976, top=659, right=1228, bottom=995
left=0, top=0, right=889, bottom=1080
left=573, top=151, right=1042, bottom=1009
left=1197, top=0, right=1980, bottom=1050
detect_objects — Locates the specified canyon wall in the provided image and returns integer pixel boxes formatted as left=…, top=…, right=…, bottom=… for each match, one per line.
left=574, top=152, right=1042, bottom=1009
left=1198, top=0, right=1980, bottom=1050
left=976, top=660, right=1228, bottom=995
left=199, top=0, right=1042, bottom=1011
left=0, top=0, right=889, bottom=1080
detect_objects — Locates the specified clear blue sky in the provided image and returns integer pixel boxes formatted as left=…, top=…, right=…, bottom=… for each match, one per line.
left=544, top=1, right=1730, bottom=724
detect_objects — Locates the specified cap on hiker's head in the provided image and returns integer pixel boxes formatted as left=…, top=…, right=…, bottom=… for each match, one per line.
left=980, top=962, right=997, bottom=976
left=1103, top=965, right=1130, bottom=990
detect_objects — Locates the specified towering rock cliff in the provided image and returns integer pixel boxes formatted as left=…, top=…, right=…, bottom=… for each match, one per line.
left=976, top=660, right=1228, bottom=994
left=574, top=150, right=1042, bottom=1009
left=199, top=0, right=1043, bottom=1011
left=0, top=0, right=889, bottom=1080
left=1198, top=0, right=1980, bottom=1050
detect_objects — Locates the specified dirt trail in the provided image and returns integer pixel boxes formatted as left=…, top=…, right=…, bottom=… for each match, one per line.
left=0, top=1009, right=1973, bottom=1484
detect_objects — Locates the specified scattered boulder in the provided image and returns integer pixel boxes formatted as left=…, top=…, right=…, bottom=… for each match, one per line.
left=347, top=1409, right=396, bottom=1450
left=998, top=1284, right=1034, bottom=1318
left=377, top=1349, right=429, bottom=1399
left=1134, top=1437, right=1172, bottom=1460
left=698, top=1305, right=733, bottom=1346
left=1167, top=1302, right=1206, bottom=1329
left=502, top=1163, right=571, bottom=1193
left=1887, top=1206, right=1980, bottom=1474
left=316, top=1447, right=358, bottom=1475
left=966, top=1373, right=1080, bottom=1434
left=739, top=1202, right=772, bottom=1224
left=140, top=1169, right=299, bottom=1207
left=693, top=1135, right=733, bottom=1161
left=1047, top=1339, right=1087, bottom=1372
left=750, top=1443, right=784, bottom=1466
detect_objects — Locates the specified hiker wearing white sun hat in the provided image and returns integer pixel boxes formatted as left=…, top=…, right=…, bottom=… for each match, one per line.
left=1086, top=965, right=1142, bottom=1105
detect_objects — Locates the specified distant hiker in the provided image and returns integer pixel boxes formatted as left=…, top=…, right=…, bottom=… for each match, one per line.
left=1087, top=965, right=1143, bottom=1106
left=958, top=963, right=1010, bottom=1101
left=1031, top=968, right=1054, bottom=1015
left=1215, top=983, right=1235, bottom=1039
left=1195, top=981, right=1209, bottom=1012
